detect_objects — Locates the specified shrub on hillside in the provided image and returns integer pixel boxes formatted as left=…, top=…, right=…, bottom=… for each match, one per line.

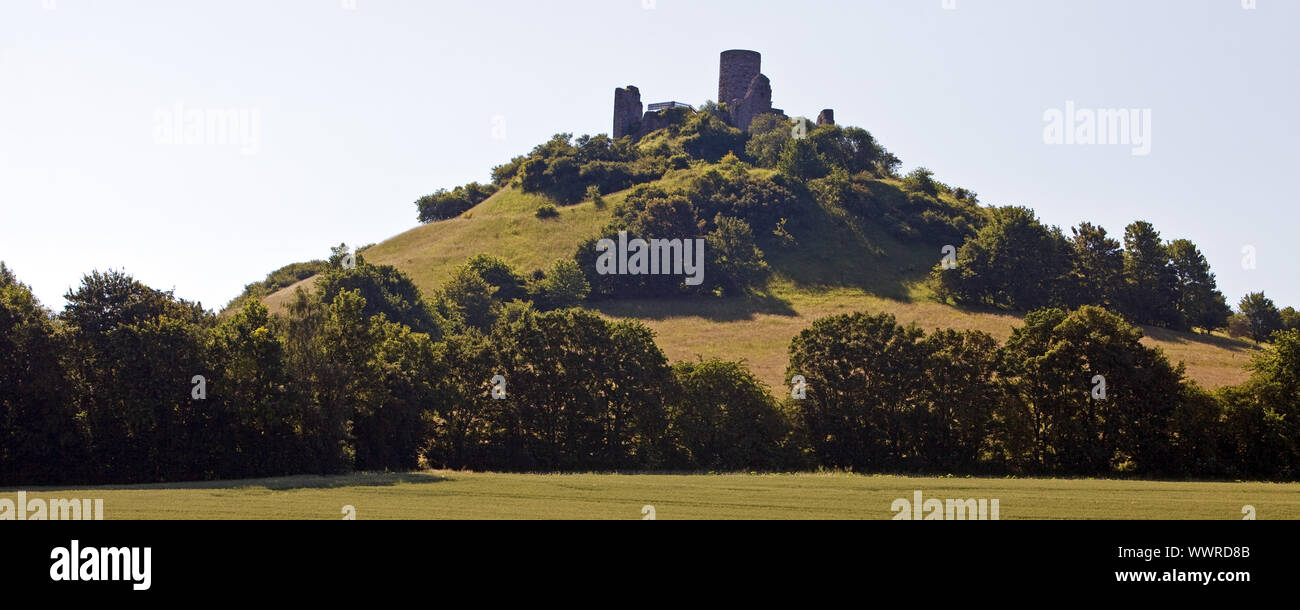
left=316, top=259, right=442, bottom=336
left=680, top=110, right=746, bottom=163
left=587, top=185, right=606, bottom=209
left=776, top=138, right=828, bottom=181
left=535, top=203, right=560, bottom=219
left=901, top=167, right=940, bottom=196
left=464, top=254, right=528, bottom=303
left=705, top=216, right=770, bottom=296
left=416, top=182, right=498, bottom=223
left=744, top=113, right=792, bottom=168
left=537, top=259, right=591, bottom=309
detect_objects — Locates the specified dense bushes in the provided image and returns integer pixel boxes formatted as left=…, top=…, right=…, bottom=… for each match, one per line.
left=416, top=182, right=498, bottom=223
left=435, top=254, right=591, bottom=330
left=535, top=203, right=559, bottom=219
left=813, top=165, right=984, bottom=247
left=315, top=251, right=443, bottom=336
left=744, top=113, right=792, bottom=167
left=572, top=166, right=801, bottom=299
left=691, top=160, right=806, bottom=233
left=479, top=114, right=896, bottom=213
left=750, top=120, right=899, bottom=179
left=679, top=110, right=746, bottom=162
left=502, top=133, right=665, bottom=205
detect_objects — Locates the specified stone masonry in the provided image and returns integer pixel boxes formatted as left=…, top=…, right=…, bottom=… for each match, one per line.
left=718, top=50, right=763, bottom=109
left=613, top=86, right=643, bottom=140
left=732, top=74, right=773, bottom=132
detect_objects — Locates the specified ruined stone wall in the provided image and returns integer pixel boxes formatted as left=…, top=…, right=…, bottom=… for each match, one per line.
left=639, top=110, right=673, bottom=135
left=613, top=86, right=643, bottom=140
left=733, top=74, right=773, bottom=132
left=817, top=109, right=835, bottom=126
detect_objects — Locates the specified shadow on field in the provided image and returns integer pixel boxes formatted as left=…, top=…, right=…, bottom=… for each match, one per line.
left=593, top=292, right=797, bottom=322
left=1140, top=326, right=1256, bottom=352
left=6, top=472, right=450, bottom=493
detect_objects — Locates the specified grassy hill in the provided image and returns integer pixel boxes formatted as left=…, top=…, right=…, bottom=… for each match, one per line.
left=256, top=166, right=1256, bottom=392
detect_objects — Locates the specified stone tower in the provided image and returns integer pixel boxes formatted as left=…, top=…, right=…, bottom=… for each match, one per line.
left=718, top=50, right=762, bottom=108
left=613, top=86, right=643, bottom=139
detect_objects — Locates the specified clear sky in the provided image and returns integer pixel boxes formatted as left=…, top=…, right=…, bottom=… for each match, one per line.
left=2, top=0, right=1296, bottom=311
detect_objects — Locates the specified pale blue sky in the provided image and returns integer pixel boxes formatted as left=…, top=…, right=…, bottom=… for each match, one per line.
left=1, top=0, right=1296, bottom=311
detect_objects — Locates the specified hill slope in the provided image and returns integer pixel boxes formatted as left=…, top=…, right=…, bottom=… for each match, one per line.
left=258, top=170, right=1256, bottom=392
left=263, top=185, right=615, bottom=314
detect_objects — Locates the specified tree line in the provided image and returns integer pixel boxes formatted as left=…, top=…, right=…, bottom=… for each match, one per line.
left=2, top=259, right=1297, bottom=484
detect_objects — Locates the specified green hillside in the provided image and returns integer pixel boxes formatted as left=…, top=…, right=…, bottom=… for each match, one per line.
left=255, top=163, right=1256, bottom=392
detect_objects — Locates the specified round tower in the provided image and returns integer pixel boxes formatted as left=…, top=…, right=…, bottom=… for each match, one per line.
left=718, top=50, right=762, bottom=106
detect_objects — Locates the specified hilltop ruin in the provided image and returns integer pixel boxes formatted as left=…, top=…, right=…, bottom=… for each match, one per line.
left=613, top=49, right=834, bottom=139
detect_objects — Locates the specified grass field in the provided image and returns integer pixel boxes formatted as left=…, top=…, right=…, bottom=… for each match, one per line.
left=9, top=472, right=1297, bottom=520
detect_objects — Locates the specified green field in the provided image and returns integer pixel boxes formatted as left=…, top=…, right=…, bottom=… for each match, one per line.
left=8, top=472, right=1298, bottom=520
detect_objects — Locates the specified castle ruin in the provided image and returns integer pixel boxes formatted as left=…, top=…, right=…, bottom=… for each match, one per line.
left=613, top=50, right=834, bottom=140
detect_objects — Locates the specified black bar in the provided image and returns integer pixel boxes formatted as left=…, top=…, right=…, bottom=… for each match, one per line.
left=2, top=521, right=1287, bottom=598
